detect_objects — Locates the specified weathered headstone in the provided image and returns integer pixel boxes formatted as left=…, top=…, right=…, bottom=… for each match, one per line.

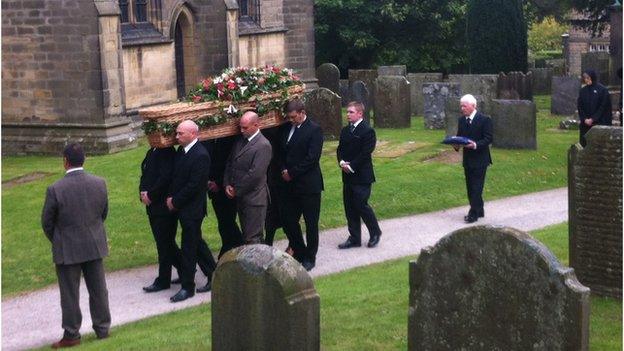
left=551, top=76, right=581, bottom=115
left=408, top=225, right=590, bottom=351
left=349, top=69, right=378, bottom=109
left=547, top=59, right=566, bottom=76
left=339, top=79, right=350, bottom=106
left=374, top=76, right=411, bottom=128
left=490, top=99, right=537, bottom=149
left=422, top=82, right=460, bottom=129
left=529, top=68, right=553, bottom=94
left=444, top=95, right=488, bottom=137
left=497, top=71, right=533, bottom=100
left=350, top=80, right=371, bottom=121
left=407, top=73, right=444, bottom=116
left=304, top=88, right=342, bottom=139
left=568, top=126, right=623, bottom=298
left=316, top=63, right=340, bottom=96
left=448, top=74, right=498, bottom=102
left=377, top=65, right=407, bottom=76
left=212, top=245, right=320, bottom=351
left=581, top=51, right=610, bottom=86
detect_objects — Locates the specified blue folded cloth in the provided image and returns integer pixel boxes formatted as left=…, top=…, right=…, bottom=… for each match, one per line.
left=442, top=136, right=472, bottom=145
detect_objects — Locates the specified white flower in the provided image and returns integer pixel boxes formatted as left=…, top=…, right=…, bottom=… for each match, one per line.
left=240, top=86, right=248, bottom=95
left=236, top=77, right=243, bottom=84
left=224, top=104, right=238, bottom=114
left=213, top=77, right=222, bottom=84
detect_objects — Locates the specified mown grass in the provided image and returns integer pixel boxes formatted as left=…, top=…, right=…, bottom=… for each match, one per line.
left=35, top=223, right=621, bottom=351
left=2, top=95, right=578, bottom=297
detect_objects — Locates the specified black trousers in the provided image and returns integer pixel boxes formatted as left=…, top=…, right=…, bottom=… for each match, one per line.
left=56, top=259, right=111, bottom=340
left=178, top=217, right=217, bottom=291
left=148, top=214, right=180, bottom=287
left=343, top=183, right=381, bottom=243
left=464, top=166, right=488, bottom=217
left=282, top=192, right=321, bottom=263
left=210, top=189, right=243, bottom=258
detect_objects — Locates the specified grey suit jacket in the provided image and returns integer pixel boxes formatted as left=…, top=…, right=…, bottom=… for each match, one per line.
left=41, top=170, right=109, bottom=265
left=223, top=132, right=272, bottom=207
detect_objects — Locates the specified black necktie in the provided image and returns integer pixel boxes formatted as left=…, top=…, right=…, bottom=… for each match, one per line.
left=350, top=123, right=356, bottom=133
left=467, top=118, right=471, bottom=126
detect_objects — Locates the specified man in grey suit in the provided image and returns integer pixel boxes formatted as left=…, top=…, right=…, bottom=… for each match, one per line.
left=41, top=143, right=111, bottom=349
left=224, top=111, right=273, bottom=244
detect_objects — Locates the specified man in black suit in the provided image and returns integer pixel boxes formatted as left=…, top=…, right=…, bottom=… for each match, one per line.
left=454, top=94, right=493, bottom=223
left=166, top=120, right=217, bottom=302
left=337, top=101, right=382, bottom=249
left=203, top=136, right=244, bottom=259
left=276, top=99, right=324, bottom=271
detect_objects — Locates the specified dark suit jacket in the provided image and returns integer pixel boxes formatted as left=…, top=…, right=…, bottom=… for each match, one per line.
left=336, top=119, right=376, bottom=184
left=169, top=141, right=211, bottom=220
left=139, top=147, right=176, bottom=217
left=203, top=135, right=237, bottom=187
left=456, top=111, right=493, bottom=169
left=224, top=131, right=272, bottom=206
left=277, top=118, right=324, bottom=194
left=41, top=170, right=109, bottom=265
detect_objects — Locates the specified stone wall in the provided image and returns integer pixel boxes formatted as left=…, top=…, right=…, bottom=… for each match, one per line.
left=123, top=44, right=177, bottom=110
left=568, top=126, right=623, bottom=298
left=238, top=31, right=286, bottom=68
left=283, top=0, right=316, bottom=84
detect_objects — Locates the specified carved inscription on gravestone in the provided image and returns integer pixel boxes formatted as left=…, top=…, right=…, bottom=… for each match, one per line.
left=304, top=88, right=342, bottom=139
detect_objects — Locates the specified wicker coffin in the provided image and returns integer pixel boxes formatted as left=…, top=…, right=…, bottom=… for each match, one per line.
left=140, top=85, right=304, bottom=148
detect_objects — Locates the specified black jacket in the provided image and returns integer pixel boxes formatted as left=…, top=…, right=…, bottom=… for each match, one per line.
left=169, top=142, right=211, bottom=220
left=456, top=112, right=493, bottom=169
left=139, top=147, right=176, bottom=217
left=277, top=118, right=324, bottom=194
left=336, top=119, right=376, bottom=184
left=577, top=83, right=612, bottom=126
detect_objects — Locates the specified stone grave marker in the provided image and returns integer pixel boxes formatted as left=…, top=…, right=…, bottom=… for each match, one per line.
left=339, top=79, right=350, bottom=106
left=497, top=71, right=533, bottom=100
left=490, top=99, right=537, bottom=149
left=581, top=51, right=610, bottom=85
left=422, top=82, right=460, bottom=129
left=408, top=225, right=590, bottom=351
left=377, top=65, right=407, bottom=76
left=304, top=88, right=342, bottom=139
left=551, top=76, right=581, bottom=115
left=349, top=69, right=378, bottom=109
left=350, top=80, right=371, bottom=121
left=374, top=76, right=411, bottom=128
left=316, top=63, right=340, bottom=96
left=529, top=68, right=553, bottom=94
left=448, top=74, right=498, bottom=102
left=568, top=126, right=623, bottom=298
left=407, top=73, right=443, bottom=116
left=212, top=245, right=320, bottom=351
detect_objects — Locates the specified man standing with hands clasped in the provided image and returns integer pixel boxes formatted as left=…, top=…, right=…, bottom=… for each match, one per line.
left=454, top=94, right=493, bottom=224
left=336, top=101, right=382, bottom=249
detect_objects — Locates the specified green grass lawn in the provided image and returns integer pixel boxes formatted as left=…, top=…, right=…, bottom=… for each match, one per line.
left=35, top=223, right=621, bottom=351
left=2, top=95, right=578, bottom=297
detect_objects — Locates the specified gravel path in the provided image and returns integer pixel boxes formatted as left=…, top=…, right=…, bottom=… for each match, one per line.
left=2, top=188, right=567, bottom=350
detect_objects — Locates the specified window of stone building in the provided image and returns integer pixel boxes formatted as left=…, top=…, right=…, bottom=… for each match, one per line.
left=118, top=0, right=169, bottom=46
left=239, top=0, right=260, bottom=24
left=589, top=44, right=609, bottom=52
left=120, top=0, right=130, bottom=23
left=135, top=0, right=148, bottom=23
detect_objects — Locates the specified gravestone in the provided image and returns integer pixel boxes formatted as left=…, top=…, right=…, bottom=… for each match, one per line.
left=374, top=76, right=411, bottom=128
left=444, top=95, right=488, bottom=137
left=408, top=225, right=590, bottom=351
left=497, top=71, right=533, bottom=100
left=551, top=76, right=581, bottom=115
left=212, top=245, right=320, bottom=351
left=568, top=126, right=623, bottom=298
left=377, top=65, right=407, bottom=76
left=547, top=59, right=566, bottom=76
left=422, top=82, right=461, bottom=129
left=304, top=88, right=342, bottom=139
left=316, top=63, right=340, bottom=96
left=529, top=68, right=553, bottom=94
left=490, top=99, right=537, bottom=149
left=407, top=73, right=444, bottom=116
left=349, top=69, right=378, bottom=109
left=448, top=74, right=498, bottom=102
left=339, top=79, right=350, bottom=106
left=350, top=80, right=371, bottom=121
left=581, top=51, right=610, bottom=85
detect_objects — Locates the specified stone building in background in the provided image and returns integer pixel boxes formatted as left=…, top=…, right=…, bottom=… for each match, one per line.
left=2, top=0, right=316, bottom=155
left=562, top=11, right=611, bottom=77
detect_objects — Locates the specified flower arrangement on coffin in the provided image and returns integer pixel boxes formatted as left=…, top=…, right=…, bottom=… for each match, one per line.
left=140, top=65, right=305, bottom=148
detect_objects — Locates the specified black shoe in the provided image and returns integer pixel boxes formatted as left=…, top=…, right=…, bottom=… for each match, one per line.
left=464, top=215, right=478, bottom=223
left=338, top=238, right=361, bottom=249
left=196, top=281, right=212, bottom=293
left=367, top=234, right=381, bottom=248
left=171, top=277, right=181, bottom=284
left=170, top=288, right=194, bottom=303
left=302, top=260, right=315, bottom=271
left=143, top=283, right=169, bottom=293
left=478, top=213, right=484, bottom=218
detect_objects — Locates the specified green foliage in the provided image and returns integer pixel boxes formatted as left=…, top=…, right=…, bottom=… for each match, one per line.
left=314, top=0, right=468, bottom=74
left=528, top=16, right=569, bottom=53
left=467, top=0, right=528, bottom=73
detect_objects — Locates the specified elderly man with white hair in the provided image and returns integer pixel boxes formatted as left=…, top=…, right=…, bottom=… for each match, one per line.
left=454, top=94, right=493, bottom=223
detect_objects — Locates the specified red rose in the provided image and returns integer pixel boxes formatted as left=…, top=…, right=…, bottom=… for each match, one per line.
left=227, top=81, right=237, bottom=90
left=202, top=79, right=212, bottom=90
left=192, top=95, right=202, bottom=103
left=272, top=67, right=280, bottom=73
left=257, top=77, right=266, bottom=85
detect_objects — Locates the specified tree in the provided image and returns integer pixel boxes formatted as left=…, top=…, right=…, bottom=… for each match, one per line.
left=466, top=0, right=528, bottom=73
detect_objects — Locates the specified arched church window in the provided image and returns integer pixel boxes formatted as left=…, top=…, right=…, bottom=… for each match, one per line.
left=239, top=0, right=260, bottom=23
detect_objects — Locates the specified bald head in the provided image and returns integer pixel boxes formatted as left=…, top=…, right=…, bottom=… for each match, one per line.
left=240, top=111, right=260, bottom=138
left=176, top=120, right=199, bottom=146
